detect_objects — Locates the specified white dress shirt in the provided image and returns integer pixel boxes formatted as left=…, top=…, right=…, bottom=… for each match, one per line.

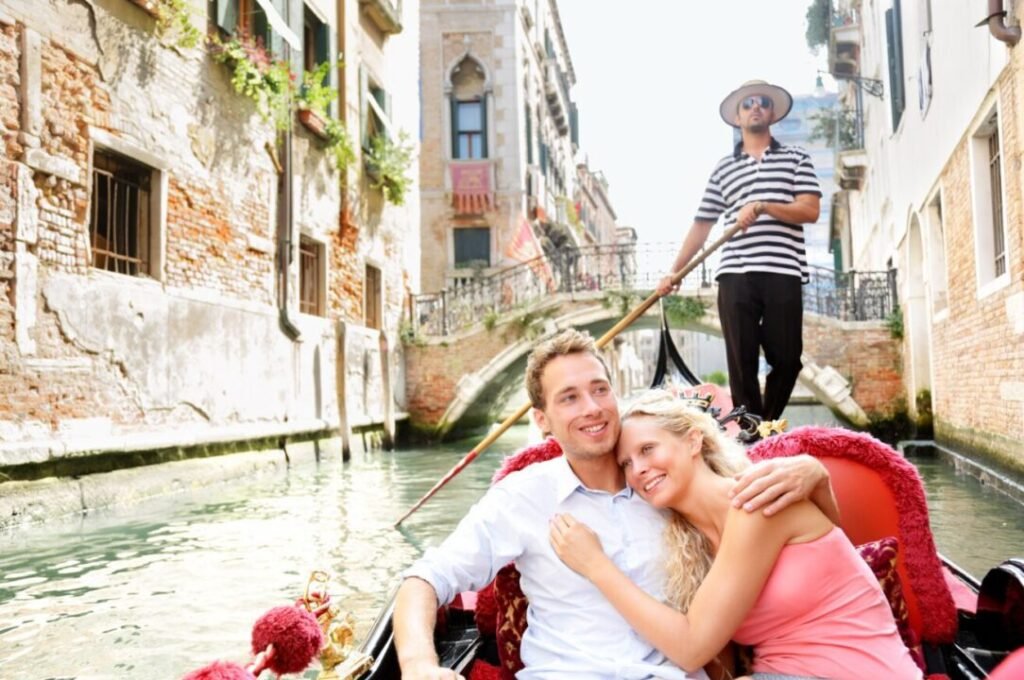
left=405, top=456, right=708, bottom=680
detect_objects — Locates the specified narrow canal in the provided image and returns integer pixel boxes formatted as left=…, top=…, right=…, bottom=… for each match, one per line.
left=1, top=408, right=1022, bottom=679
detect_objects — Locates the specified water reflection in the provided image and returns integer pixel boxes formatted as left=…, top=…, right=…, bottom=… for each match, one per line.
left=0, top=417, right=1022, bottom=679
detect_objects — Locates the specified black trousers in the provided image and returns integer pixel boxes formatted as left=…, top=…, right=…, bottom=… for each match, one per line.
left=717, top=273, right=803, bottom=421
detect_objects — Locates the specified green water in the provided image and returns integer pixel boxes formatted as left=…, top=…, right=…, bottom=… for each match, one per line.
left=0, top=410, right=1022, bottom=679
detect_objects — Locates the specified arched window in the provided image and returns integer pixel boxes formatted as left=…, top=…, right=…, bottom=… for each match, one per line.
left=450, top=57, right=488, bottom=159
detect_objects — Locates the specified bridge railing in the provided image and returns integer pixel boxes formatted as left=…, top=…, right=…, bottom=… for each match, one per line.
left=804, top=265, right=898, bottom=322
left=410, top=243, right=897, bottom=337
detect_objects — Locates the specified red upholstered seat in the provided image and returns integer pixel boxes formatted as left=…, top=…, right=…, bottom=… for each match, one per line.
left=748, top=426, right=959, bottom=645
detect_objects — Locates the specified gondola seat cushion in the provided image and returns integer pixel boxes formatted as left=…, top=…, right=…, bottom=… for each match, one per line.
left=855, top=536, right=925, bottom=670
left=748, top=426, right=958, bottom=645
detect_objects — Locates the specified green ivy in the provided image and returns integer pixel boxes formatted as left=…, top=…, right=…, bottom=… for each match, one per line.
left=212, top=34, right=294, bottom=130
left=365, top=132, right=415, bottom=205
left=702, top=370, right=728, bottom=387
left=294, top=60, right=356, bottom=171
left=663, top=295, right=708, bottom=327
left=155, top=0, right=202, bottom=49
left=805, top=0, right=830, bottom=52
left=885, top=306, right=904, bottom=340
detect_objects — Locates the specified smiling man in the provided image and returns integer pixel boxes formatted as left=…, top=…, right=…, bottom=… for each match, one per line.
left=394, top=329, right=837, bottom=680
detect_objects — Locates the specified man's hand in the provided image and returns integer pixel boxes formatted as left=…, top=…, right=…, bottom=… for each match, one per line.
left=734, top=202, right=762, bottom=231
left=730, top=455, right=831, bottom=517
left=656, top=274, right=679, bottom=296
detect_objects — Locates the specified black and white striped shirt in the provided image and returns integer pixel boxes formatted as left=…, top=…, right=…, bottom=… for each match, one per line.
left=696, top=138, right=822, bottom=283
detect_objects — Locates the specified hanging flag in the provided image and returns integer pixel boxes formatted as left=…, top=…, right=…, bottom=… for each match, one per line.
left=449, top=162, right=493, bottom=214
left=504, top=216, right=554, bottom=290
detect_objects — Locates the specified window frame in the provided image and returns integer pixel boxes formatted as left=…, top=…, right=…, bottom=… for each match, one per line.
left=453, top=99, right=486, bottom=160
left=969, top=105, right=1011, bottom=298
left=364, top=262, right=383, bottom=330
left=298, top=234, right=326, bottom=316
left=87, top=130, right=167, bottom=281
left=452, top=226, right=491, bottom=269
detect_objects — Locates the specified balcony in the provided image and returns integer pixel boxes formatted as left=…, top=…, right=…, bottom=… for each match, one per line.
left=359, top=0, right=402, bottom=35
left=544, top=61, right=571, bottom=137
left=829, top=11, right=861, bottom=78
left=837, top=150, right=867, bottom=190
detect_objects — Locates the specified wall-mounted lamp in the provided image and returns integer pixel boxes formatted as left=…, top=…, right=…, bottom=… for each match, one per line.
left=818, top=70, right=884, bottom=99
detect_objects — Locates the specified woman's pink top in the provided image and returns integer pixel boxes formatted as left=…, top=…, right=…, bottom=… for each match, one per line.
left=732, top=527, right=923, bottom=679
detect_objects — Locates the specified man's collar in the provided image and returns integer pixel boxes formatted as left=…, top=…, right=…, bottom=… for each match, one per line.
left=733, top=136, right=781, bottom=159
left=553, top=455, right=632, bottom=502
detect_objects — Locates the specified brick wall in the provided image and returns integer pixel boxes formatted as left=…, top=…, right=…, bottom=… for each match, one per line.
left=803, top=318, right=904, bottom=416
left=928, top=68, right=1024, bottom=470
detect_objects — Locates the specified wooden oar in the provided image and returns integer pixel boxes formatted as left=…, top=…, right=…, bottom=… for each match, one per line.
left=392, top=222, right=745, bottom=528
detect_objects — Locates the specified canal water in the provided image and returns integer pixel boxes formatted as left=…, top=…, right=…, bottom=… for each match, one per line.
left=1, top=407, right=1023, bottom=679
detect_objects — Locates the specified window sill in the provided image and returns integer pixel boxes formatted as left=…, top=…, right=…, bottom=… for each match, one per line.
left=977, top=272, right=1011, bottom=301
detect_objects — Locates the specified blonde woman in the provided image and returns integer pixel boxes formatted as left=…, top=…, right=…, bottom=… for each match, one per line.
left=549, top=391, right=922, bottom=680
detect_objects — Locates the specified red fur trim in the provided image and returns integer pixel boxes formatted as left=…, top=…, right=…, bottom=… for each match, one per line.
left=492, top=438, right=564, bottom=484
left=748, top=426, right=958, bottom=643
left=467, top=659, right=506, bottom=680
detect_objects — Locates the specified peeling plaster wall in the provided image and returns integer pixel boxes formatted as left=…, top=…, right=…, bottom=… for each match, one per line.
left=0, top=0, right=414, bottom=466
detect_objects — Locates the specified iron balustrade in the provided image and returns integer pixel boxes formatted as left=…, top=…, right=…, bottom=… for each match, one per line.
left=410, top=243, right=897, bottom=337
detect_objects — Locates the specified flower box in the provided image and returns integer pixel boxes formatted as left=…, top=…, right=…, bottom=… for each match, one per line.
left=298, top=109, right=331, bottom=141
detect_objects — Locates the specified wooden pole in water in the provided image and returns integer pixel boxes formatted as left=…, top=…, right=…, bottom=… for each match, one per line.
left=393, top=223, right=745, bottom=528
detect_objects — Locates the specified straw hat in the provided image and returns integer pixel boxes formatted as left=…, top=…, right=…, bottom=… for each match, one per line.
left=719, top=79, right=793, bottom=128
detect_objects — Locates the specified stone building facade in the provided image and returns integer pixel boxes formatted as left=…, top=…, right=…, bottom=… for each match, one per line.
left=830, top=0, right=1024, bottom=469
left=573, top=161, right=616, bottom=245
left=419, top=0, right=611, bottom=295
left=0, top=0, right=420, bottom=480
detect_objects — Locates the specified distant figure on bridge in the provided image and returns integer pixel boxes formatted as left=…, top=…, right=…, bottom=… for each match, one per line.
left=657, top=79, right=822, bottom=422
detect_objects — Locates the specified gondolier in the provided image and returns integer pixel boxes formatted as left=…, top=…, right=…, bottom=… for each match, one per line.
left=657, top=79, right=822, bottom=423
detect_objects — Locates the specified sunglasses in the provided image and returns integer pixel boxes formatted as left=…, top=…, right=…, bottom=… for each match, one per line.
left=741, top=95, right=774, bottom=110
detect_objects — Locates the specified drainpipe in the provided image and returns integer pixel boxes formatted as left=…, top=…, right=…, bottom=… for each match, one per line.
left=277, top=43, right=301, bottom=341
left=982, top=0, right=1021, bottom=46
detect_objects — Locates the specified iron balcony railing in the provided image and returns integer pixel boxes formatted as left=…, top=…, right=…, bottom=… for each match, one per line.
left=410, top=243, right=897, bottom=337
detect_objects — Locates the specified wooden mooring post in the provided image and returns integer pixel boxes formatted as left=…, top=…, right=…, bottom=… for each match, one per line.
left=335, top=321, right=352, bottom=461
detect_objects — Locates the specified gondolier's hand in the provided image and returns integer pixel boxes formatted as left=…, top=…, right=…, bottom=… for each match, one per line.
left=735, top=201, right=763, bottom=232
left=729, top=455, right=830, bottom=517
left=656, top=274, right=679, bottom=296
left=549, top=513, right=611, bottom=580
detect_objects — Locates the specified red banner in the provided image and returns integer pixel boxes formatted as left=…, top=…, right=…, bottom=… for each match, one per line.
left=450, top=162, right=493, bottom=214
left=505, top=216, right=554, bottom=291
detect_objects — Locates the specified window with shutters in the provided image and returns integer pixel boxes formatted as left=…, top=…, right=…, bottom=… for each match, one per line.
left=970, top=107, right=1011, bottom=296
left=302, top=4, right=329, bottom=73
left=211, top=0, right=292, bottom=57
left=361, top=69, right=393, bottom=146
left=449, top=56, right=488, bottom=159
left=885, top=1, right=906, bottom=131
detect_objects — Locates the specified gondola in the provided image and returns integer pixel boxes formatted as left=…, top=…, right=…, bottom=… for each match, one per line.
left=324, top=319, right=1024, bottom=680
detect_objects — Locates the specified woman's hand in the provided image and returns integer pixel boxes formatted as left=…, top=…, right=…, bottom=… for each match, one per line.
left=548, top=513, right=610, bottom=580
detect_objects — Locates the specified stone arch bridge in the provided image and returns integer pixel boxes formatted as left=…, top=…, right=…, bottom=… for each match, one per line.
left=405, top=243, right=902, bottom=438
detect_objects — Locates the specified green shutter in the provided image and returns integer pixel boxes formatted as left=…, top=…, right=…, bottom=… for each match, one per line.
left=885, top=3, right=906, bottom=131
left=525, top=105, right=533, bottom=165
left=480, top=94, right=488, bottom=158
left=450, top=97, right=460, bottom=159
left=215, top=0, right=238, bottom=34
left=315, top=20, right=329, bottom=67
left=359, top=65, right=369, bottom=147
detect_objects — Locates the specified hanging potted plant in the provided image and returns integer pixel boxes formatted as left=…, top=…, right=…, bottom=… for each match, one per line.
left=295, top=60, right=336, bottom=140
left=294, top=59, right=355, bottom=171
left=211, top=32, right=294, bottom=130
left=364, top=131, right=414, bottom=205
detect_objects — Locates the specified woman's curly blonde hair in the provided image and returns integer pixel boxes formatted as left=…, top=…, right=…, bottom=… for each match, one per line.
left=621, top=390, right=750, bottom=612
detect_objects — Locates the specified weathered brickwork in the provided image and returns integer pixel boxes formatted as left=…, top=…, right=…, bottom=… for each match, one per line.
left=929, top=73, right=1024, bottom=470
left=803, top=320, right=904, bottom=416
left=0, top=0, right=421, bottom=469
left=0, top=22, right=20, bottom=160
